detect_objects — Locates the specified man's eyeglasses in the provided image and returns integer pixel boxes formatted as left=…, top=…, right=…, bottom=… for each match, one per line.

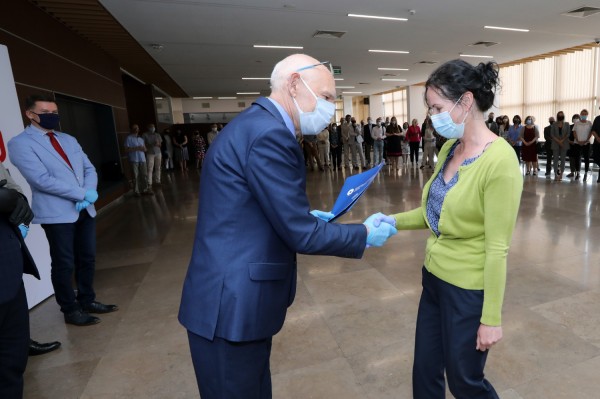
left=296, top=61, right=334, bottom=75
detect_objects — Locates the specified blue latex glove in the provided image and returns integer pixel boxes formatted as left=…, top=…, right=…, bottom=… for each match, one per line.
left=368, top=213, right=396, bottom=228
left=18, top=224, right=29, bottom=239
left=310, top=210, right=334, bottom=222
left=364, top=213, right=398, bottom=247
left=75, top=200, right=91, bottom=212
left=84, top=190, right=98, bottom=204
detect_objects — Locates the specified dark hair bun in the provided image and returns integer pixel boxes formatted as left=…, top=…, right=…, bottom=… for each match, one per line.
left=426, top=59, right=500, bottom=112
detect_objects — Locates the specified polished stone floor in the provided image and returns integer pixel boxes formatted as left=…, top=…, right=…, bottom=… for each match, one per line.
left=24, top=160, right=600, bottom=398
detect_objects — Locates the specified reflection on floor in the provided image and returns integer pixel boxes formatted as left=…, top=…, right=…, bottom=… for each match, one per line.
left=24, top=161, right=600, bottom=398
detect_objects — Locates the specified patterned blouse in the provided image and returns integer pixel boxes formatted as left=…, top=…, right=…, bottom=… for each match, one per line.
left=426, top=141, right=481, bottom=236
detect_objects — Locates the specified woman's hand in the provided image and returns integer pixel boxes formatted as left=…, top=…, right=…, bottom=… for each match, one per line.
left=476, top=324, right=502, bottom=351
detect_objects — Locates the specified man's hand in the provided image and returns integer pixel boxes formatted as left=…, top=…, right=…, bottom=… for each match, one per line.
left=363, top=213, right=398, bottom=247
left=310, top=210, right=334, bottom=222
left=476, top=324, right=503, bottom=351
left=10, top=196, right=34, bottom=226
left=75, top=200, right=91, bottom=212
left=84, top=190, right=98, bottom=204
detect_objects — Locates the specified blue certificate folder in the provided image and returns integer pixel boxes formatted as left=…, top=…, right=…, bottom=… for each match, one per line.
left=328, top=162, right=385, bottom=222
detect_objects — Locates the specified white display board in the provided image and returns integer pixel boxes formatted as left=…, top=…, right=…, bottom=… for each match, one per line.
left=0, top=45, right=54, bottom=308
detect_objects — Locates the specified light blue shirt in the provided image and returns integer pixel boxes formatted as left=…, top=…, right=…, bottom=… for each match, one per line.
left=267, top=97, right=295, bottom=137
left=124, top=134, right=146, bottom=162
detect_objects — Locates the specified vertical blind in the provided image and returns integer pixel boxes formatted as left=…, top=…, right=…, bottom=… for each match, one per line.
left=382, top=89, right=408, bottom=124
left=498, top=47, right=598, bottom=122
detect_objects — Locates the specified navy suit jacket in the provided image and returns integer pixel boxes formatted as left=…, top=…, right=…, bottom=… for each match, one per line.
left=179, top=97, right=367, bottom=342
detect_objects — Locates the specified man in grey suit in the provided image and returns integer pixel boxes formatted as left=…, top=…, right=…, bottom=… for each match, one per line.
left=8, top=94, right=117, bottom=327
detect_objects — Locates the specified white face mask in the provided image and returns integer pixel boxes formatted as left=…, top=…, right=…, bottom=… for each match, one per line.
left=292, top=77, right=335, bottom=135
left=212, top=127, right=217, bottom=132
left=148, top=127, right=156, bottom=133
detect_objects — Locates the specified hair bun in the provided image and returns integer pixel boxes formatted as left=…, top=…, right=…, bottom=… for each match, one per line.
left=477, top=62, right=499, bottom=92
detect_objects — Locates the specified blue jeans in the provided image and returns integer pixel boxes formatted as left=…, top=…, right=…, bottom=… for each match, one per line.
left=373, top=141, right=384, bottom=165
left=42, top=211, right=97, bottom=314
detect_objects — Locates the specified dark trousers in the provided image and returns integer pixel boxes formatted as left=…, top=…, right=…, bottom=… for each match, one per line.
left=330, top=145, right=342, bottom=168
left=409, top=142, right=420, bottom=163
left=513, top=145, right=521, bottom=162
left=545, top=143, right=553, bottom=174
left=187, top=331, right=272, bottom=399
left=572, top=143, right=590, bottom=173
left=413, top=267, right=498, bottom=399
left=0, top=283, right=29, bottom=399
left=42, top=211, right=97, bottom=314
left=364, top=142, right=372, bottom=165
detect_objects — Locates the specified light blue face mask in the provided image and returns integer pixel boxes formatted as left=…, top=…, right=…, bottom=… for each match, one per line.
left=430, top=94, right=469, bottom=139
left=293, top=77, right=335, bottom=135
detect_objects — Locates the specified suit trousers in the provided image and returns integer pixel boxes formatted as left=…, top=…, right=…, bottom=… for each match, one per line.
left=146, top=153, right=162, bottom=184
left=0, top=283, right=29, bottom=399
left=545, top=142, right=553, bottom=174
left=130, top=161, right=149, bottom=194
left=330, top=145, right=342, bottom=168
left=187, top=331, right=272, bottom=399
left=413, top=267, right=498, bottom=399
left=343, top=139, right=352, bottom=166
left=42, top=211, right=97, bottom=314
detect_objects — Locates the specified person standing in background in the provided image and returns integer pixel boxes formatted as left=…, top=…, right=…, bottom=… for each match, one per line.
left=591, top=107, right=600, bottom=183
left=519, top=116, right=539, bottom=176
left=566, top=114, right=580, bottom=178
left=407, top=119, right=422, bottom=167
left=124, top=124, right=153, bottom=196
left=173, top=130, right=189, bottom=172
left=8, top=94, right=118, bottom=327
left=371, top=117, right=385, bottom=166
left=207, top=123, right=219, bottom=146
left=142, top=123, right=162, bottom=187
left=550, top=111, right=570, bottom=181
left=192, top=131, right=207, bottom=170
left=316, top=127, right=330, bottom=169
left=543, top=117, right=555, bottom=178
left=573, top=109, right=593, bottom=181
left=420, top=118, right=436, bottom=169
left=341, top=115, right=352, bottom=168
left=507, top=116, right=522, bottom=161
left=363, top=117, right=375, bottom=167
left=329, top=122, right=342, bottom=170
left=485, top=112, right=499, bottom=135
left=386, top=117, right=403, bottom=170
left=162, top=129, right=174, bottom=172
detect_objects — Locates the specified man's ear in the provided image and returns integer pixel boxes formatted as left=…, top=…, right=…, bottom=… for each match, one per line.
left=289, top=72, right=301, bottom=98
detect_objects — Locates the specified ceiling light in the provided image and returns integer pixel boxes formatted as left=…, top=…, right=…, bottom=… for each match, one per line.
left=193, top=96, right=212, bottom=99
left=242, top=77, right=270, bottom=80
left=218, top=97, right=237, bottom=100
left=342, top=91, right=362, bottom=94
left=334, top=78, right=344, bottom=81
left=484, top=25, right=529, bottom=32
left=348, top=13, right=407, bottom=21
left=336, top=85, right=355, bottom=89
left=154, top=97, right=163, bottom=100
left=150, top=43, right=164, bottom=51
left=253, top=44, right=304, bottom=49
left=459, top=54, right=494, bottom=59
left=381, top=78, right=407, bottom=82
left=236, top=92, right=260, bottom=95
left=369, top=49, right=410, bottom=54
left=378, top=67, right=409, bottom=71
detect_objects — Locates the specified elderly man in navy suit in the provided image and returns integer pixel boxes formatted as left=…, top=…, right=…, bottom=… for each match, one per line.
left=8, top=95, right=117, bottom=327
left=178, top=54, right=397, bottom=399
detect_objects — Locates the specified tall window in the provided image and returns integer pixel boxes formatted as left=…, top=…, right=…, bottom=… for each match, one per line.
left=382, top=88, right=408, bottom=122
left=498, top=47, right=598, bottom=122
left=334, top=99, right=344, bottom=123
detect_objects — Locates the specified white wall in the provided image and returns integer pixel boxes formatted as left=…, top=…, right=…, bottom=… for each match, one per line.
left=408, top=85, right=427, bottom=123
left=342, top=96, right=353, bottom=117
left=369, top=94, right=384, bottom=120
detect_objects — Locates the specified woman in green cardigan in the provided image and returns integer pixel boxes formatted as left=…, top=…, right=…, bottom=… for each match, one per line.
left=372, top=59, right=522, bottom=398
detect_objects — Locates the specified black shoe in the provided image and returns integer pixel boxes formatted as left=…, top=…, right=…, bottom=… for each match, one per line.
left=29, top=339, right=61, bottom=356
left=64, top=310, right=100, bottom=326
left=583, top=173, right=588, bottom=182
left=566, top=172, right=574, bottom=178
left=82, top=301, right=119, bottom=314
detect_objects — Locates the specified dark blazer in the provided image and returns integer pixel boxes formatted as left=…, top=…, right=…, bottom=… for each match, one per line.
left=363, top=123, right=374, bottom=145
left=0, top=216, right=39, bottom=304
left=178, top=97, right=367, bottom=342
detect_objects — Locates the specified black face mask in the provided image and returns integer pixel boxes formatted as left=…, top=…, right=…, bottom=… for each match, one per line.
left=513, top=120, right=520, bottom=125
left=548, top=121, right=554, bottom=125
left=33, top=112, right=60, bottom=130
left=557, top=115, right=565, bottom=122
left=488, top=117, right=494, bottom=122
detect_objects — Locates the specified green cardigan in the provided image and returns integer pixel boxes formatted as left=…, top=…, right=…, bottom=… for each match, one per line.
left=392, top=138, right=522, bottom=326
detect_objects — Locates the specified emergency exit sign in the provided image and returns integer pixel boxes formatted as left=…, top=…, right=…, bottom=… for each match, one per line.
left=333, top=66, right=342, bottom=75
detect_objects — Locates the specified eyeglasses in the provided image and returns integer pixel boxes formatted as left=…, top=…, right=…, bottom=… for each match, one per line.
left=296, top=61, right=334, bottom=75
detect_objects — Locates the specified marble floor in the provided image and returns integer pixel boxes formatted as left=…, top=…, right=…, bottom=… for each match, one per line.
left=24, top=160, right=600, bottom=398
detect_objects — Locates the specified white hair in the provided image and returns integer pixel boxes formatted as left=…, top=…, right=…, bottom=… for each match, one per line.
left=270, top=54, right=320, bottom=92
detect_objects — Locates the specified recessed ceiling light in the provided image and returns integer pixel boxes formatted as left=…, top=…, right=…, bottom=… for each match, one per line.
left=336, top=85, right=356, bottom=89
left=154, top=97, right=163, bottom=100
left=193, top=96, right=212, bottom=99
left=218, top=97, right=237, bottom=100
left=342, top=91, right=363, bottom=94
left=369, top=49, right=410, bottom=54
left=378, top=67, right=409, bottom=71
left=484, top=25, right=529, bottom=32
left=381, top=78, right=407, bottom=82
left=242, top=77, right=270, bottom=80
left=236, top=92, right=260, bottom=95
left=334, top=78, right=344, bottom=81
left=459, top=54, right=494, bottom=59
left=253, top=44, right=304, bottom=49
left=348, top=13, right=407, bottom=21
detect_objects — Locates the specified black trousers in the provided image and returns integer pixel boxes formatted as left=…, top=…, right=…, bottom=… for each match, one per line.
left=545, top=143, right=553, bottom=174
left=0, top=283, right=29, bottom=399
left=571, top=143, right=590, bottom=173
left=409, top=142, right=420, bottom=163
left=42, top=211, right=97, bottom=314
left=413, top=267, right=498, bottom=399
left=330, top=145, right=342, bottom=168
left=188, top=331, right=273, bottom=399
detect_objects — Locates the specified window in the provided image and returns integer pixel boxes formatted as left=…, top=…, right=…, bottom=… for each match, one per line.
left=382, top=88, right=408, bottom=123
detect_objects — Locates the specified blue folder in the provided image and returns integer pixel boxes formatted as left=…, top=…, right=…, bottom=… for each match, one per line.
left=328, top=162, right=385, bottom=222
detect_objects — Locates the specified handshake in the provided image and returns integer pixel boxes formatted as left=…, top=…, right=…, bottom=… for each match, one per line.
left=310, top=210, right=397, bottom=248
